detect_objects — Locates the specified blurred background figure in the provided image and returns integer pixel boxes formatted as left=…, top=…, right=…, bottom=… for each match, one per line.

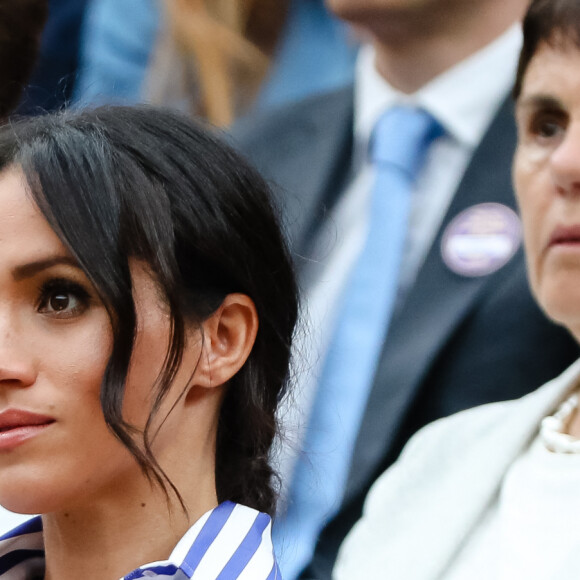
left=0, top=0, right=47, bottom=118
left=335, top=3, right=580, bottom=577
left=16, top=0, right=89, bottom=114
left=74, top=0, right=359, bottom=125
left=230, top=0, right=580, bottom=578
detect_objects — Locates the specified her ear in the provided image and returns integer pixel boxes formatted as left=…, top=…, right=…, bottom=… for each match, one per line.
left=193, top=293, right=259, bottom=389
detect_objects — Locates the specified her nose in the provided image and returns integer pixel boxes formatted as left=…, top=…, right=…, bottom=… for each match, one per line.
left=550, top=123, right=580, bottom=196
left=0, top=325, right=36, bottom=389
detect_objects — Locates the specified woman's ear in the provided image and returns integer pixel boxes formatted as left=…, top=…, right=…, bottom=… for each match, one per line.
left=193, top=293, right=259, bottom=389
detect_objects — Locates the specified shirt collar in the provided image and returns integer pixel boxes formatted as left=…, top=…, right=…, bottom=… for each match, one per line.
left=355, top=23, right=523, bottom=152
left=0, top=502, right=279, bottom=579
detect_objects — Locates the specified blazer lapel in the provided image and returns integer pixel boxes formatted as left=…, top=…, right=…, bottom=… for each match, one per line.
left=345, top=96, right=519, bottom=501
left=286, top=90, right=354, bottom=257
left=233, top=88, right=354, bottom=257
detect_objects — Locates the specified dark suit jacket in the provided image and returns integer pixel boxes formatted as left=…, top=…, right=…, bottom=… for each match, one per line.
left=231, top=86, right=580, bottom=579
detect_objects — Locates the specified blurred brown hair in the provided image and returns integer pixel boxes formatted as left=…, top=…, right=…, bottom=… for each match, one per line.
left=147, top=0, right=289, bottom=126
left=0, top=0, right=48, bottom=118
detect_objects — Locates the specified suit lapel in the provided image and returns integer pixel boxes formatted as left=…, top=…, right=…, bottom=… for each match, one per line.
left=235, top=88, right=354, bottom=256
left=345, top=96, right=519, bottom=501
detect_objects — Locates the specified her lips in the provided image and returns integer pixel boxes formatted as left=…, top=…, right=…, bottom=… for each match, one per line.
left=0, top=409, right=54, bottom=432
left=0, top=409, right=55, bottom=452
left=0, top=410, right=54, bottom=451
left=548, top=225, right=580, bottom=246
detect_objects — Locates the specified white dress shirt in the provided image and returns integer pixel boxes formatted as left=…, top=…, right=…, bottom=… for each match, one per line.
left=275, top=23, right=523, bottom=505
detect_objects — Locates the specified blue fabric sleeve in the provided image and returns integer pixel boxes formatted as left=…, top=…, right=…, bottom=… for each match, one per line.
left=256, top=0, right=358, bottom=110
left=73, top=0, right=160, bottom=105
left=74, top=0, right=357, bottom=110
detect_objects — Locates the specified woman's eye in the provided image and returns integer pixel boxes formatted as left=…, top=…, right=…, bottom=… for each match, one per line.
left=527, top=111, right=566, bottom=141
left=47, top=293, right=76, bottom=312
left=37, top=280, right=91, bottom=319
left=536, top=120, right=561, bottom=138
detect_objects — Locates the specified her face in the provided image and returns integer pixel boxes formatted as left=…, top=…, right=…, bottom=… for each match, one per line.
left=514, top=42, right=580, bottom=341
left=0, top=168, right=207, bottom=514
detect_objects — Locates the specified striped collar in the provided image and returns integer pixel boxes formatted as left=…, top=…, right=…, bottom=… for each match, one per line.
left=0, top=501, right=280, bottom=579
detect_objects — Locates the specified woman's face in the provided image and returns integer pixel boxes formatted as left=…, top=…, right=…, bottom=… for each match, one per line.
left=514, top=41, right=580, bottom=341
left=0, top=168, right=208, bottom=514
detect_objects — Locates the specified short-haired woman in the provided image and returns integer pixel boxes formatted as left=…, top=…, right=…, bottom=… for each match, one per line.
left=334, top=1, right=580, bottom=578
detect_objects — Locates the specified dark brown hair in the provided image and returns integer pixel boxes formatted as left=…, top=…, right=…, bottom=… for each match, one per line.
left=514, top=0, right=580, bottom=99
left=0, top=0, right=48, bottom=118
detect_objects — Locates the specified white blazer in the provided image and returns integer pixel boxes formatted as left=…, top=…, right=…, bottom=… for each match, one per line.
left=333, top=358, right=580, bottom=580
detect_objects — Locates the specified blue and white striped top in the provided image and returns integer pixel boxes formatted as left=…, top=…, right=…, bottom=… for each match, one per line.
left=0, top=501, right=280, bottom=579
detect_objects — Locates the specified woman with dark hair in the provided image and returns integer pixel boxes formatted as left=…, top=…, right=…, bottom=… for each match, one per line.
left=0, top=105, right=298, bottom=579
left=333, top=1, right=580, bottom=578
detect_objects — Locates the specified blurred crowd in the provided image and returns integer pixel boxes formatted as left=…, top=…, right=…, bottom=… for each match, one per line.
left=18, top=0, right=358, bottom=124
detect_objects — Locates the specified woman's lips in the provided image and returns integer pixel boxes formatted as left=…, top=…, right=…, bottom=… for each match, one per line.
left=548, top=225, right=580, bottom=249
left=0, top=409, right=55, bottom=451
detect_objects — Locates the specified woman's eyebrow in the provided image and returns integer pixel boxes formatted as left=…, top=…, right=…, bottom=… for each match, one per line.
left=516, top=94, right=563, bottom=112
left=12, top=255, right=82, bottom=281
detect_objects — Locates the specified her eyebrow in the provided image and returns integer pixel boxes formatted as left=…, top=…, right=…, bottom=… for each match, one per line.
left=12, top=256, right=82, bottom=281
left=516, top=94, right=564, bottom=112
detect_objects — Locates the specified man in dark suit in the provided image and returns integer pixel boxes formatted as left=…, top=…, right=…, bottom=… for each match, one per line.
left=231, top=0, right=580, bottom=578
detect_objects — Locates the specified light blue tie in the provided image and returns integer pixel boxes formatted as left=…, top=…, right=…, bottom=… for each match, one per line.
left=274, top=106, right=443, bottom=579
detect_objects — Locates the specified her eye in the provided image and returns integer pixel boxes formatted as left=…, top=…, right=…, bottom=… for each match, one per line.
left=535, top=120, right=561, bottom=138
left=37, top=279, right=91, bottom=319
left=528, top=111, right=566, bottom=141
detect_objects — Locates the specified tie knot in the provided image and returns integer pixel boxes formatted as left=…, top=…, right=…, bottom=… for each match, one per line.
left=369, top=106, right=443, bottom=178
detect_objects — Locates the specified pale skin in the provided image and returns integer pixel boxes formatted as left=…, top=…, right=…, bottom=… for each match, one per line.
left=513, top=42, right=580, bottom=438
left=325, top=0, right=528, bottom=93
left=0, top=168, right=259, bottom=580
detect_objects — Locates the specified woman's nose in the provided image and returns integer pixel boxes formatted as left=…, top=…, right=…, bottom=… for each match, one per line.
left=0, top=327, right=35, bottom=388
left=551, top=124, right=580, bottom=196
